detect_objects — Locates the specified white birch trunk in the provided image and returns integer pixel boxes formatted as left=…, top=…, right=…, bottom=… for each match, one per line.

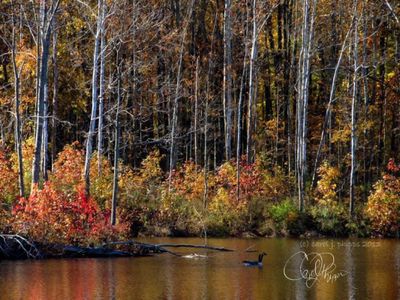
left=350, top=1, right=359, bottom=217
left=84, top=0, right=103, bottom=195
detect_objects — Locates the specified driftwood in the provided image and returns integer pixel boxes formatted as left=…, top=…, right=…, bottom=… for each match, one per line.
left=0, top=234, right=42, bottom=259
left=156, top=243, right=234, bottom=252
left=62, top=246, right=134, bottom=258
left=0, top=235, right=235, bottom=260
left=102, top=240, right=234, bottom=257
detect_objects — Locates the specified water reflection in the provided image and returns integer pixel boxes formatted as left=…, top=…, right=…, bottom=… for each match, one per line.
left=0, top=238, right=398, bottom=300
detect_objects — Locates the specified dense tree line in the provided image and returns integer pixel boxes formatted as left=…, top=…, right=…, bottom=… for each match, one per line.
left=0, top=0, right=399, bottom=231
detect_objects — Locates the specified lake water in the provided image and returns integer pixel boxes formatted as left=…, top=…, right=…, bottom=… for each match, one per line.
left=0, top=238, right=399, bottom=299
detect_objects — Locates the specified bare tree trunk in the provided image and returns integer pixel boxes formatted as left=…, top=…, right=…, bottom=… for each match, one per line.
left=42, top=82, right=49, bottom=181
left=168, top=0, right=195, bottom=191
left=310, top=23, right=353, bottom=188
left=11, top=1, right=24, bottom=197
left=51, top=16, right=58, bottom=170
left=350, top=1, right=359, bottom=218
left=0, top=121, right=4, bottom=148
left=97, top=2, right=106, bottom=176
left=203, top=93, right=208, bottom=208
left=84, top=0, right=103, bottom=195
left=296, top=0, right=317, bottom=211
left=361, top=0, right=369, bottom=201
left=194, top=56, right=199, bottom=166
left=223, top=0, right=233, bottom=161
left=237, top=2, right=250, bottom=201
left=31, top=0, right=59, bottom=191
left=203, top=12, right=218, bottom=209
left=111, top=55, right=121, bottom=226
left=246, top=0, right=258, bottom=163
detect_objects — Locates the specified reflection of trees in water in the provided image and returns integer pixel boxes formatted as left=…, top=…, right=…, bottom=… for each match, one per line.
left=1, top=239, right=399, bottom=299
left=346, top=242, right=356, bottom=299
left=107, top=260, right=116, bottom=300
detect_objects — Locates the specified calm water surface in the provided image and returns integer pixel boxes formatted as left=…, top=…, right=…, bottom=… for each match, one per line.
left=0, top=238, right=399, bottom=300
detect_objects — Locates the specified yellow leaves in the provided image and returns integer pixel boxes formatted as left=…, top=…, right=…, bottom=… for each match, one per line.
left=386, top=71, right=396, bottom=81
left=16, top=48, right=36, bottom=78
left=315, top=161, right=340, bottom=204
left=140, top=149, right=164, bottom=183
left=209, top=188, right=230, bottom=213
left=365, top=165, right=400, bottom=236
left=331, top=126, right=351, bottom=144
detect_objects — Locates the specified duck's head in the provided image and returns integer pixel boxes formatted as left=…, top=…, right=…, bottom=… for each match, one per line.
left=258, top=252, right=267, bottom=262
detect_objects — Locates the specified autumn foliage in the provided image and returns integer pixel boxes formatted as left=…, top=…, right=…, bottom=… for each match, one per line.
left=7, top=143, right=128, bottom=245
left=0, top=150, right=18, bottom=205
left=365, top=159, right=400, bottom=237
left=0, top=143, right=399, bottom=241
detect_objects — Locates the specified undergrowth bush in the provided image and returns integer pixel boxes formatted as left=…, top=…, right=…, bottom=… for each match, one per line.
left=310, top=161, right=347, bottom=236
left=12, top=183, right=128, bottom=245
left=365, top=159, right=400, bottom=237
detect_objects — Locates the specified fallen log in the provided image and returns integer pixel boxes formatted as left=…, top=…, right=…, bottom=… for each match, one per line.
left=62, top=246, right=134, bottom=258
left=103, top=240, right=235, bottom=254
left=0, top=235, right=234, bottom=260
left=156, top=243, right=234, bottom=252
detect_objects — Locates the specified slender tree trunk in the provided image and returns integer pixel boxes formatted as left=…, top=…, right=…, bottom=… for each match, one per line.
left=32, top=0, right=59, bottom=190
left=350, top=1, right=359, bottom=218
left=361, top=1, right=369, bottom=201
left=11, top=1, right=24, bottom=197
left=168, top=0, right=195, bottom=190
left=203, top=94, right=208, bottom=208
left=84, top=0, right=103, bottom=195
left=203, top=12, right=218, bottom=209
left=194, top=56, right=199, bottom=166
left=310, top=23, right=353, bottom=187
left=51, top=16, right=58, bottom=170
left=42, top=82, right=49, bottom=181
left=246, top=0, right=258, bottom=163
left=237, top=3, right=250, bottom=201
left=296, top=0, right=317, bottom=211
left=223, top=0, right=233, bottom=161
left=111, top=57, right=121, bottom=226
left=98, top=2, right=106, bottom=175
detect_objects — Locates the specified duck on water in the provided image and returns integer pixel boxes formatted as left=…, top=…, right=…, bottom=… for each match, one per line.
left=242, top=252, right=267, bottom=267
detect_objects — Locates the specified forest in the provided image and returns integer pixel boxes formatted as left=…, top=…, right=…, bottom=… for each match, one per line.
left=0, top=0, right=399, bottom=247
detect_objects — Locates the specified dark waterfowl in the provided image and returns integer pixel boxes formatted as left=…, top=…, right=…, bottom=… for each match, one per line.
left=242, top=252, right=267, bottom=267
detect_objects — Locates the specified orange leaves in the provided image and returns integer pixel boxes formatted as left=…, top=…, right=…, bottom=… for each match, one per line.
left=0, top=150, right=18, bottom=204
left=365, top=159, right=400, bottom=237
left=51, top=142, right=85, bottom=191
left=170, top=161, right=205, bottom=202
left=12, top=182, right=128, bottom=244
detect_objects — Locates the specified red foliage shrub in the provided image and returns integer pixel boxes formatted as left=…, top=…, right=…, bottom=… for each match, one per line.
left=12, top=183, right=128, bottom=244
left=50, top=142, right=85, bottom=194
